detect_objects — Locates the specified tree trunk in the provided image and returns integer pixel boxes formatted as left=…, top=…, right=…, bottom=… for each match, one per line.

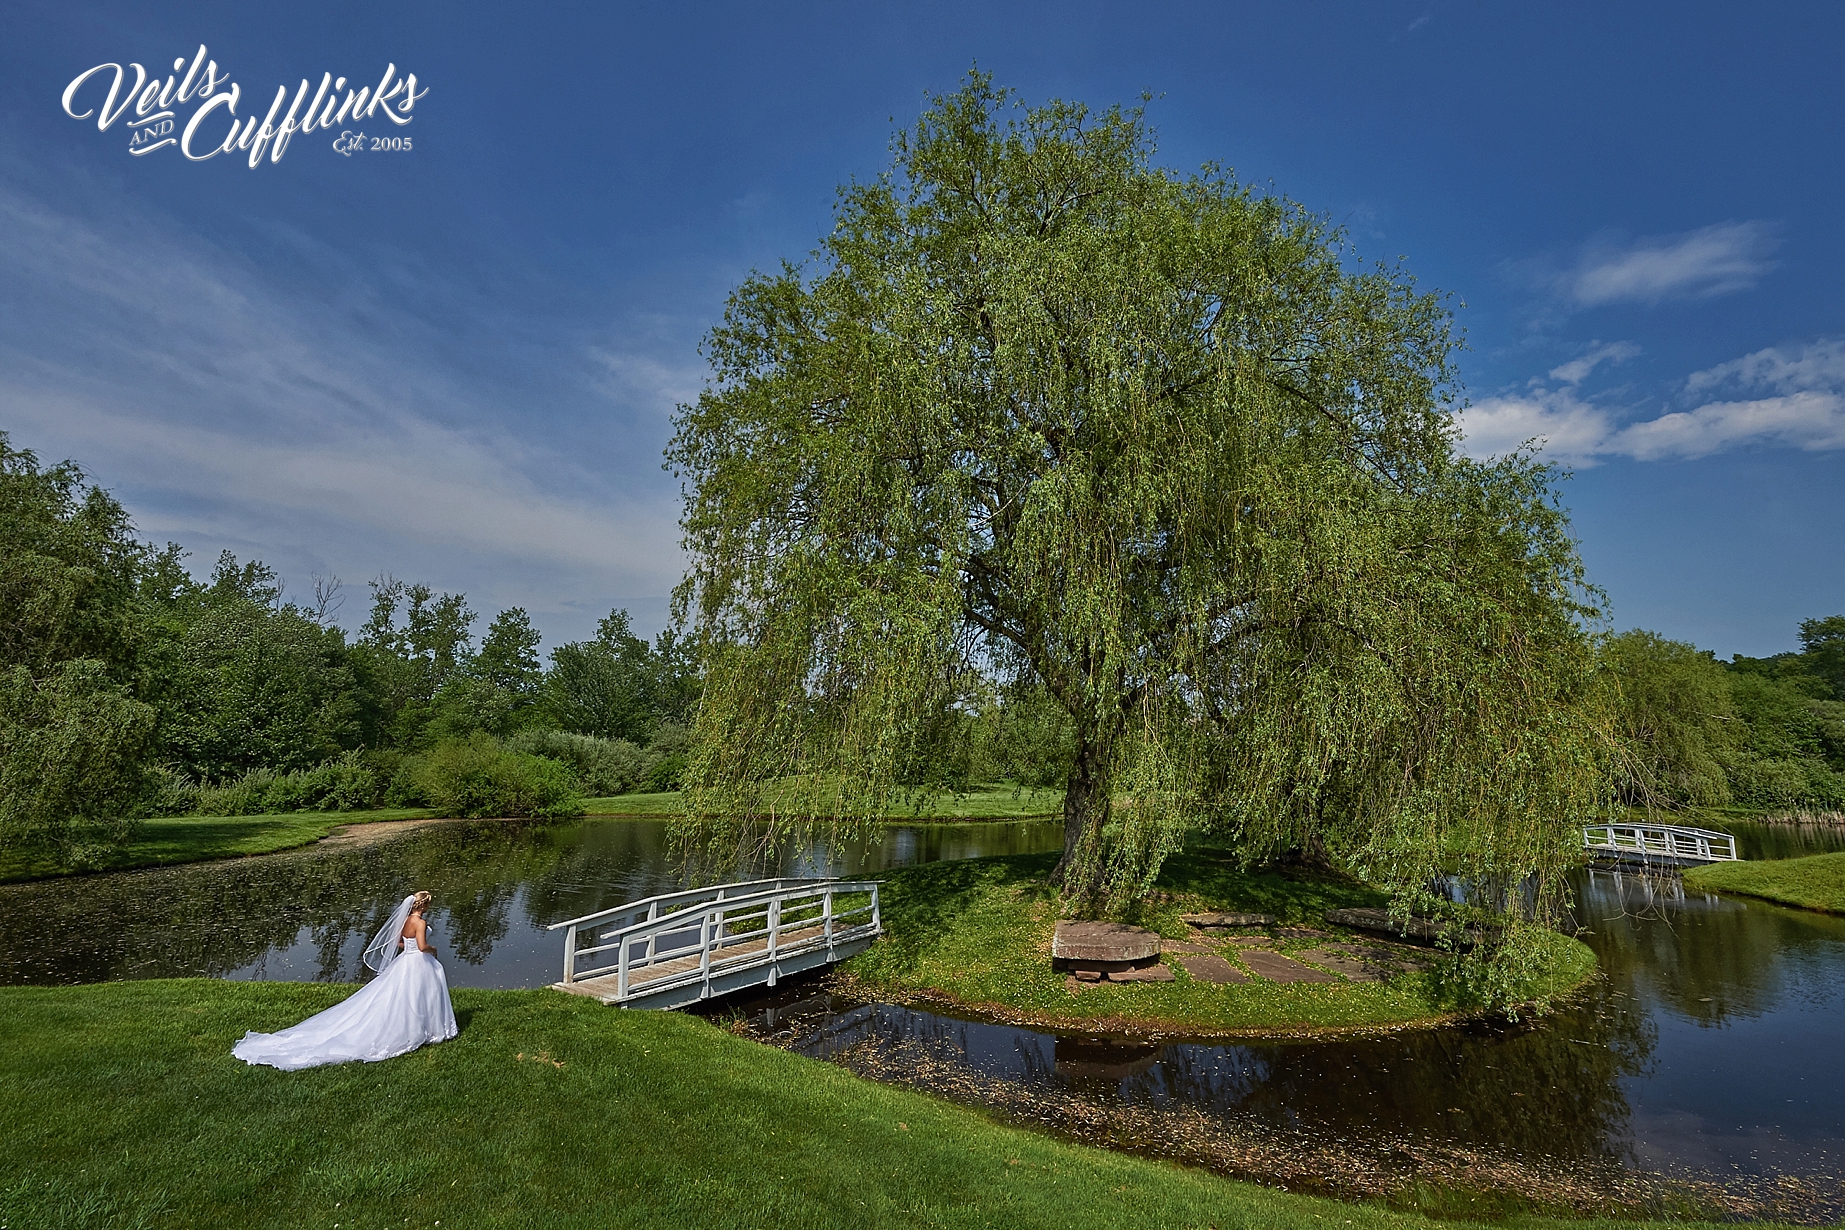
left=1049, top=727, right=1112, bottom=894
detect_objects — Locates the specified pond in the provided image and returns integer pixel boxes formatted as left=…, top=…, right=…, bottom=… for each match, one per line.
left=0, top=817, right=1062, bottom=987
left=3, top=815, right=1842, bottom=1218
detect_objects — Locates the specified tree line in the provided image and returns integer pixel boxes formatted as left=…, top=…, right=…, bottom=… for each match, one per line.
left=0, top=432, right=698, bottom=859
left=1605, top=620, right=1845, bottom=813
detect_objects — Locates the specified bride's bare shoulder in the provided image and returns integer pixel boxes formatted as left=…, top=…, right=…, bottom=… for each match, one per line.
left=401, top=913, right=427, bottom=939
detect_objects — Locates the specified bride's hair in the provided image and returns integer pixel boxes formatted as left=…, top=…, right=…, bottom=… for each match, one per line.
left=411, top=890, right=433, bottom=913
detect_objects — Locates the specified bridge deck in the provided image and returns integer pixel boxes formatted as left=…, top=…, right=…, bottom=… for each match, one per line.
left=546, top=878, right=881, bottom=1011
left=1583, top=822, right=1738, bottom=867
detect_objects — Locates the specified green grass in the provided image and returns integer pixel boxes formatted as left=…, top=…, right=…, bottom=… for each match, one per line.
left=583, top=784, right=1063, bottom=820
left=1684, top=850, right=1845, bottom=913
left=0, top=980, right=1710, bottom=1230
left=844, top=851, right=1597, bottom=1036
left=0, top=809, right=435, bottom=885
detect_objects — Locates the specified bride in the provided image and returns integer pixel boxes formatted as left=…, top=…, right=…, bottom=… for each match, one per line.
left=234, top=890, right=458, bottom=1070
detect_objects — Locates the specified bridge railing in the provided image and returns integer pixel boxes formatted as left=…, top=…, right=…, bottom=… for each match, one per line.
left=548, top=878, right=881, bottom=1000
left=1583, top=823, right=1738, bottom=863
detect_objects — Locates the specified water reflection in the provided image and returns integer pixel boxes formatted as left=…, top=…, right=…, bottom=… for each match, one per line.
left=0, top=817, right=1063, bottom=988
left=1716, top=819, right=1845, bottom=861
left=5, top=814, right=1843, bottom=1212
left=725, top=864, right=1845, bottom=1205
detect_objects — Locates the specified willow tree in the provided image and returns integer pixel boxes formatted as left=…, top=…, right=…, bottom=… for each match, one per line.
left=669, top=77, right=1610, bottom=926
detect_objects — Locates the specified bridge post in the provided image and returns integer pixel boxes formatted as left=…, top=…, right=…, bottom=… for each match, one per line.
left=563, top=925, right=577, bottom=984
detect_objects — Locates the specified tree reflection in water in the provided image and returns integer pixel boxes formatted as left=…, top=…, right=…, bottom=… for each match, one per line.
left=737, top=864, right=1844, bottom=1210
left=0, top=817, right=1063, bottom=988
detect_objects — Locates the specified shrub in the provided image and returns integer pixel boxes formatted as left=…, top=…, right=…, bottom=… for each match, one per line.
left=410, top=733, right=583, bottom=819
left=0, top=659, right=159, bottom=856
left=506, top=728, right=656, bottom=796
left=160, top=750, right=385, bottom=817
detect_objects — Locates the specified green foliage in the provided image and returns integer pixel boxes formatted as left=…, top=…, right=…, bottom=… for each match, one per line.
left=1597, top=618, right=1845, bottom=814
left=1599, top=631, right=1736, bottom=808
left=400, top=733, right=584, bottom=819
left=0, top=660, right=158, bottom=857
left=506, top=728, right=658, bottom=795
left=0, top=435, right=159, bottom=855
left=349, top=578, right=477, bottom=748
left=155, top=553, right=361, bottom=781
left=159, top=750, right=384, bottom=817
left=421, top=607, right=552, bottom=744
left=542, top=609, right=695, bottom=743
left=474, top=606, right=544, bottom=693
left=1800, top=615, right=1845, bottom=698
left=0, top=434, right=145, bottom=678
left=668, top=76, right=1611, bottom=926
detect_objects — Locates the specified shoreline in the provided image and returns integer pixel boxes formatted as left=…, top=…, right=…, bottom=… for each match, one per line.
left=1, top=978, right=1752, bottom=1228
left=0, top=804, right=1064, bottom=887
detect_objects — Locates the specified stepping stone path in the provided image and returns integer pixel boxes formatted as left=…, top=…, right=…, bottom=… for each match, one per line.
left=1225, top=936, right=1277, bottom=947
left=1324, top=907, right=1490, bottom=947
left=1161, top=941, right=1217, bottom=954
left=1291, top=948, right=1389, bottom=982
left=1238, top=949, right=1340, bottom=983
left=1175, top=953, right=1247, bottom=984
left=1181, top=912, right=1275, bottom=929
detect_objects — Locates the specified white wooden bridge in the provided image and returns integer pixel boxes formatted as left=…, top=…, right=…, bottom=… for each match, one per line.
left=546, top=877, right=881, bottom=1010
left=1583, top=822, right=1739, bottom=868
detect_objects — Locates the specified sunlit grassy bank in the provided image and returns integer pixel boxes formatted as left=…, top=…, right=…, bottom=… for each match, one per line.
left=1684, top=850, right=1845, bottom=914
left=0, top=809, right=437, bottom=884
left=0, top=981, right=1708, bottom=1230
left=843, top=851, right=1597, bottom=1037
left=582, top=784, right=1063, bottom=820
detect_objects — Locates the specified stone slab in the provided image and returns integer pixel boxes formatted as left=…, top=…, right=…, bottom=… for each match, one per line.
left=1160, top=941, right=1216, bottom=954
left=1291, top=948, right=1388, bottom=982
left=1106, top=962, right=1176, bottom=983
left=1225, top=936, right=1276, bottom=947
left=1182, top=912, right=1275, bottom=929
left=1324, top=907, right=1488, bottom=948
left=1053, top=920, right=1162, bottom=963
left=1176, top=953, right=1247, bottom=984
left=1239, top=949, right=1340, bottom=983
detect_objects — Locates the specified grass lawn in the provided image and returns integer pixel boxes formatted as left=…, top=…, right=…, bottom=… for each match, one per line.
left=0, top=980, right=1706, bottom=1230
left=1683, top=850, right=1845, bottom=914
left=583, top=784, right=1063, bottom=820
left=0, top=809, right=436, bottom=885
left=843, top=850, right=1596, bottom=1036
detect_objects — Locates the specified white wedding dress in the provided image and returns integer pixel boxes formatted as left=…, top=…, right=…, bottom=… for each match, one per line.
left=234, top=898, right=458, bottom=1070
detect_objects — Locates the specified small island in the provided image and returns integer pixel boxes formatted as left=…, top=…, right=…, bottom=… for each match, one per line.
left=842, top=850, right=1596, bottom=1038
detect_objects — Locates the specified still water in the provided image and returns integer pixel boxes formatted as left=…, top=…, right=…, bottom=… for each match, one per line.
left=3, top=815, right=1842, bottom=1214
left=0, top=817, right=1061, bottom=987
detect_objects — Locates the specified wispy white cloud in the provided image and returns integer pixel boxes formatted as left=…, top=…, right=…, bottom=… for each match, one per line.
left=1548, top=340, right=1641, bottom=386
left=1684, top=337, right=1845, bottom=396
left=1459, top=337, right=1845, bottom=465
left=1562, top=221, right=1778, bottom=307
left=1454, top=387, right=1615, bottom=465
left=1612, top=391, right=1845, bottom=460
left=0, top=174, right=687, bottom=640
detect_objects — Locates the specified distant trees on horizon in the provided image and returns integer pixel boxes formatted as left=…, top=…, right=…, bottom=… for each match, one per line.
left=0, top=431, right=697, bottom=856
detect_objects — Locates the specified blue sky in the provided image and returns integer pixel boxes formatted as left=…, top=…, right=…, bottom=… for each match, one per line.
left=3, top=2, right=1840, bottom=657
